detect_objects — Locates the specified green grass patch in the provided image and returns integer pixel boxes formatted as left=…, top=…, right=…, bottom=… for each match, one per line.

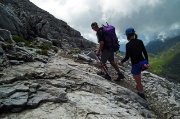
left=39, top=43, right=51, bottom=50
left=36, top=50, right=48, bottom=56
left=38, top=43, right=58, bottom=53
left=51, top=46, right=58, bottom=53
left=68, top=49, right=81, bottom=54
left=148, top=42, right=180, bottom=75
left=149, top=58, right=165, bottom=74
left=160, top=84, right=172, bottom=91
left=12, top=35, right=30, bottom=46
left=6, top=40, right=13, bottom=44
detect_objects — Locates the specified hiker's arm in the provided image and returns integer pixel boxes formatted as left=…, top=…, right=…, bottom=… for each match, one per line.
left=96, top=41, right=104, bottom=55
left=142, top=41, right=148, bottom=61
left=121, top=44, right=130, bottom=63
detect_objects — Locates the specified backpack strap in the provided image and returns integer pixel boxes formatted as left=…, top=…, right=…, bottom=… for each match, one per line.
left=102, top=22, right=109, bottom=27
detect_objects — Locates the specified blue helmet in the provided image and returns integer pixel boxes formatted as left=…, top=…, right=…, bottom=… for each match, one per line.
left=125, top=27, right=135, bottom=35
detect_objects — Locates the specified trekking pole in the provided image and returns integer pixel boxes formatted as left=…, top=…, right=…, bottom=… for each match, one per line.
left=96, top=55, right=110, bottom=76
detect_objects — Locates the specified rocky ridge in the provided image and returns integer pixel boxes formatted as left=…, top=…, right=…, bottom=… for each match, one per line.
left=0, top=0, right=95, bottom=50
left=0, top=51, right=180, bottom=119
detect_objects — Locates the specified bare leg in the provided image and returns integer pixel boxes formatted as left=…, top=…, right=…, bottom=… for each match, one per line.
left=133, top=74, right=143, bottom=93
left=110, top=61, right=119, bottom=71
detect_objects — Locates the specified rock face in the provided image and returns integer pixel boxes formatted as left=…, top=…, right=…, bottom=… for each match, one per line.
left=0, top=54, right=156, bottom=119
left=0, top=3, right=26, bottom=36
left=0, top=52, right=180, bottom=119
left=0, top=0, right=95, bottom=50
left=0, top=0, right=96, bottom=71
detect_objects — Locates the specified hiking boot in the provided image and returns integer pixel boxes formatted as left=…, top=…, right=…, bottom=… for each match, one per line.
left=97, top=71, right=104, bottom=76
left=114, top=73, right=125, bottom=81
left=102, top=74, right=111, bottom=80
left=137, top=92, right=146, bottom=100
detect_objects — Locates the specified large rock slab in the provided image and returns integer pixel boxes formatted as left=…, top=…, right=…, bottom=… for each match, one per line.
left=0, top=55, right=157, bottom=119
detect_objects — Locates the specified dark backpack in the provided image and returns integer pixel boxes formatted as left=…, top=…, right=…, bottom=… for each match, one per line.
left=102, top=23, right=120, bottom=52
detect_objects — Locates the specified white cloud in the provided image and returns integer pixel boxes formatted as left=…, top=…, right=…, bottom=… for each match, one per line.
left=30, top=0, right=180, bottom=44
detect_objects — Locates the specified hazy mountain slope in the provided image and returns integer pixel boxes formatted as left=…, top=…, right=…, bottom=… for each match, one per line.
left=146, top=35, right=180, bottom=54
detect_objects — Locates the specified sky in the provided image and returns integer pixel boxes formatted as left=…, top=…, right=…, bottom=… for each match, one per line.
left=30, top=0, right=180, bottom=45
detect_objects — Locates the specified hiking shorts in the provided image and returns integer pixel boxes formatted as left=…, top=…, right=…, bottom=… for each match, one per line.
left=101, top=49, right=114, bottom=64
left=131, top=60, right=148, bottom=75
left=131, top=64, right=141, bottom=75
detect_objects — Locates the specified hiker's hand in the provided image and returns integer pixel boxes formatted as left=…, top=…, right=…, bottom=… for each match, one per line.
left=95, top=50, right=100, bottom=56
left=146, top=64, right=150, bottom=68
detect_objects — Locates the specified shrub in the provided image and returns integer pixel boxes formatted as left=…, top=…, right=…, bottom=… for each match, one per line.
left=12, top=35, right=30, bottom=46
left=52, top=47, right=58, bottom=53
left=39, top=43, right=51, bottom=50
left=38, top=43, right=59, bottom=53
left=36, top=50, right=48, bottom=56
left=6, top=40, right=13, bottom=44
left=68, top=49, right=81, bottom=54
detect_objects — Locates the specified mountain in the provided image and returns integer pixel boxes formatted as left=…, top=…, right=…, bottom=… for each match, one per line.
left=119, top=43, right=126, bottom=52
left=146, top=35, right=180, bottom=54
left=146, top=35, right=180, bottom=82
left=1, top=1, right=180, bottom=118
left=0, top=0, right=95, bottom=50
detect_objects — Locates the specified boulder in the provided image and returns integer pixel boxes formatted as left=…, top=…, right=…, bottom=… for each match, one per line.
left=0, top=28, right=12, bottom=41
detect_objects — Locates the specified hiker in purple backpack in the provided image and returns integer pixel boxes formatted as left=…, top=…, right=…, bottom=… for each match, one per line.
left=121, top=27, right=149, bottom=100
left=91, top=22, right=124, bottom=81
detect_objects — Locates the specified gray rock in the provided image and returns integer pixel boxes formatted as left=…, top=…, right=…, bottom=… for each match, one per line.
left=0, top=46, right=4, bottom=55
left=0, top=28, right=12, bottom=41
left=35, top=37, right=52, bottom=45
left=57, top=92, right=68, bottom=102
left=2, top=92, right=29, bottom=112
left=35, top=19, right=49, bottom=37
left=0, top=76, right=17, bottom=85
left=9, top=60, right=21, bottom=65
left=87, top=51, right=97, bottom=60
left=27, top=91, right=57, bottom=108
left=78, top=53, right=92, bottom=62
left=0, top=4, right=26, bottom=36
left=0, top=35, right=5, bottom=42
left=16, top=42, right=25, bottom=47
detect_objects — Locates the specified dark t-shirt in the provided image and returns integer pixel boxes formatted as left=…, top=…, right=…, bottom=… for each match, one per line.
left=121, top=39, right=148, bottom=65
left=96, top=27, right=108, bottom=51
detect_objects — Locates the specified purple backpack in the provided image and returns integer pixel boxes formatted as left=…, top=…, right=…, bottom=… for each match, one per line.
left=102, top=23, right=120, bottom=52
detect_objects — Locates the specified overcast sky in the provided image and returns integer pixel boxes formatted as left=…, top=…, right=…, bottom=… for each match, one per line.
left=30, top=0, right=180, bottom=44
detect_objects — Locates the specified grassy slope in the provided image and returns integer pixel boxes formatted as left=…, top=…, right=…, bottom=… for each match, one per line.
left=149, top=42, right=180, bottom=81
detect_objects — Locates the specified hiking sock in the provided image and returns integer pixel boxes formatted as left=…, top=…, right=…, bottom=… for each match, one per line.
left=138, top=92, right=146, bottom=100
left=117, top=69, right=122, bottom=75
left=139, top=91, right=144, bottom=94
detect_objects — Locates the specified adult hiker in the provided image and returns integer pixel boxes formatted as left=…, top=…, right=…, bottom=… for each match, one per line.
left=121, top=27, right=149, bottom=99
left=91, top=22, right=124, bottom=81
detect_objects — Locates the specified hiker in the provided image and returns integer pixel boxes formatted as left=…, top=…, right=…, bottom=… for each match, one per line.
left=91, top=22, right=124, bottom=81
left=121, top=27, right=149, bottom=99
